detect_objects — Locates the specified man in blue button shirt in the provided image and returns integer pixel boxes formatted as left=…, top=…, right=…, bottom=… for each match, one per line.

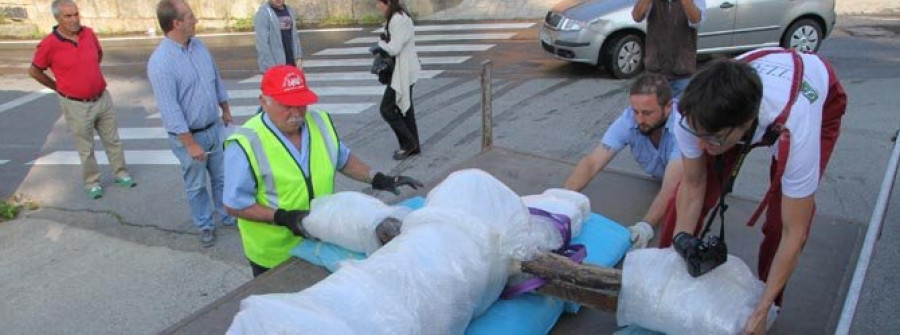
left=148, top=0, right=235, bottom=247
left=564, top=73, right=683, bottom=249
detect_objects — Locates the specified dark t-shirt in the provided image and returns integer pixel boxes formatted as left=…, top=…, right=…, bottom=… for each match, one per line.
left=271, top=4, right=294, bottom=65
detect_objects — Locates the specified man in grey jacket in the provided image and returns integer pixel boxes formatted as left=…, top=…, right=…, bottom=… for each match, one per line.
left=254, top=0, right=303, bottom=72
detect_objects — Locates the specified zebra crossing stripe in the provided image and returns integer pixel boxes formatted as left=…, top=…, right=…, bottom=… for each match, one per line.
left=148, top=103, right=378, bottom=119
left=239, top=70, right=444, bottom=84
left=371, top=22, right=534, bottom=33
left=95, top=127, right=168, bottom=140
left=29, top=150, right=179, bottom=165
left=303, top=56, right=469, bottom=68
left=0, top=160, right=8, bottom=165
left=346, top=33, right=516, bottom=44
left=314, top=44, right=494, bottom=56
left=228, top=86, right=383, bottom=99
left=0, top=88, right=54, bottom=115
left=230, top=103, right=375, bottom=116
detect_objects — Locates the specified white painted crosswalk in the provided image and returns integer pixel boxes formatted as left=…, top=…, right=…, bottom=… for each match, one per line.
left=314, top=44, right=495, bottom=56
left=30, top=150, right=179, bottom=165
left=30, top=22, right=532, bottom=166
left=346, top=33, right=517, bottom=44
left=147, top=103, right=377, bottom=119
left=372, top=22, right=534, bottom=33
left=239, top=70, right=444, bottom=84
left=0, top=88, right=53, bottom=115
left=304, top=56, right=470, bottom=68
left=0, top=159, right=9, bottom=165
left=96, top=127, right=168, bottom=140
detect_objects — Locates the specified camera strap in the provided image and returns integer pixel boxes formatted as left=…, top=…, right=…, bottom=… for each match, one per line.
left=699, top=119, right=759, bottom=242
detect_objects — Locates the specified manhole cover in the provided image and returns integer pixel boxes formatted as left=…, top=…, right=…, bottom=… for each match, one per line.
left=844, top=26, right=895, bottom=37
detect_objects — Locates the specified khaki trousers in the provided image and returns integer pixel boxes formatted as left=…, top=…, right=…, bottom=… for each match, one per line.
left=58, top=90, right=128, bottom=189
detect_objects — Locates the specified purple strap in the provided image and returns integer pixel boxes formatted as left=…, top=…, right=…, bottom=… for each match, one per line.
left=501, top=207, right=588, bottom=299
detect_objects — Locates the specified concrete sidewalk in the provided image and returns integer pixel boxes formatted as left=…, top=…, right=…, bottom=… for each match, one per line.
left=0, top=217, right=250, bottom=335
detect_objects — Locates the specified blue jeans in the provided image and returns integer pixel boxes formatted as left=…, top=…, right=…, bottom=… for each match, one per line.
left=168, top=122, right=231, bottom=231
left=668, top=77, right=691, bottom=99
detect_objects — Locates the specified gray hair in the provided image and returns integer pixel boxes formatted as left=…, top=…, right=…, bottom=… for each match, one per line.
left=51, top=0, right=76, bottom=18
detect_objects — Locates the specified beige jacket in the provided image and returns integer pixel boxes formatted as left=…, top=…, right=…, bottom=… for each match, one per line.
left=377, top=13, right=421, bottom=114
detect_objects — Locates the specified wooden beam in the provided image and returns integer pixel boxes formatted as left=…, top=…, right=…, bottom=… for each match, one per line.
left=519, top=253, right=622, bottom=291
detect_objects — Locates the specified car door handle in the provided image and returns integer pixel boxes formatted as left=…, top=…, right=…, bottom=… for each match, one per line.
left=720, top=2, right=734, bottom=9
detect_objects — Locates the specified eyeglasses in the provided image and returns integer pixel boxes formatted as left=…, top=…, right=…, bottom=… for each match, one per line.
left=678, top=116, right=736, bottom=147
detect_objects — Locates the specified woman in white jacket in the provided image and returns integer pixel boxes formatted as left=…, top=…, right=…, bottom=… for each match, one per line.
left=374, top=0, right=422, bottom=160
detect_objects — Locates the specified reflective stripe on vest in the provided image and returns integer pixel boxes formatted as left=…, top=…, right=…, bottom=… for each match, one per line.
left=225, top=109, right=339, bottom=268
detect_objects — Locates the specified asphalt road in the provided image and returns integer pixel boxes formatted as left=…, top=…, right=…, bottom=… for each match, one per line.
left=0, top=17, right=899, bottom=334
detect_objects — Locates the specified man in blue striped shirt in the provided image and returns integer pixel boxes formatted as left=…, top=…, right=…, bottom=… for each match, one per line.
left=148, top=0, right=234, bottom=247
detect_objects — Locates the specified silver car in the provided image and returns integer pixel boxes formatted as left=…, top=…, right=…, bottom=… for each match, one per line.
left=539, top=0, right=836, bottom=79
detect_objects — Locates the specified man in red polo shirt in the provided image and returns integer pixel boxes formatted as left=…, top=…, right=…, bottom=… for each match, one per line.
left=29, top=0, right=135, bottom=199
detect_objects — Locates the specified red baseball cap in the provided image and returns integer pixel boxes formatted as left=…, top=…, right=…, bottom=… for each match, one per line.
left=261, top=65, right=319, bottom=106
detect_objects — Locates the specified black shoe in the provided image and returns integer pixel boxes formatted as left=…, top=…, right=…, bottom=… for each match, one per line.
left=392, top=147, right=421, bottom=160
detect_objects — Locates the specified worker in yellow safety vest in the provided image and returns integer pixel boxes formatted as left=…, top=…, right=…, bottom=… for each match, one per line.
left=223, top=65, right=423, bottom=277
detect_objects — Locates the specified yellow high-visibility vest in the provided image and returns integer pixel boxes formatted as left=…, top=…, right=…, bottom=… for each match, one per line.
left=225, top=110, right=339, bottom=268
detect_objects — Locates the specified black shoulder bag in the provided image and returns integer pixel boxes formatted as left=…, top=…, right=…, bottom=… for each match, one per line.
left=371, top=19, right=395, bottom=85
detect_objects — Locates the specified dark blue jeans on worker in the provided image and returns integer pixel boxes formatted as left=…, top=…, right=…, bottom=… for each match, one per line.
left=167, top=121, right=233, bottom=232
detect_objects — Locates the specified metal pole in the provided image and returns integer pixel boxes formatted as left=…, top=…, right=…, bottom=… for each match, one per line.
left=481, top=59, right=493, bottom=151
left=835, top=129, right=900, bottom=334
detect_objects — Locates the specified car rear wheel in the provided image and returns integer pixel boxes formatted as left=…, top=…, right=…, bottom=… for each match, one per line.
left=781, top=18, right=824, bottom=53
left=602, top=33, right=643, bottom=79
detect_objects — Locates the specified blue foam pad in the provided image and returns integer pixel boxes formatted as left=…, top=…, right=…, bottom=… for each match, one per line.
left=291, top=196, right=632, bottom=334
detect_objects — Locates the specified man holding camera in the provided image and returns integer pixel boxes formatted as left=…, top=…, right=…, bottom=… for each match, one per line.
left=223, top=65, right=423, bottom=277
left=659, top=48, right=846, bottom=334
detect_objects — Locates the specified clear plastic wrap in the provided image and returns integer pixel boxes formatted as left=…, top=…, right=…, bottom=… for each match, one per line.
left=617, top=248, right=765, bottom=335
left=504, top=214, right=564, bottom=262
left=539, top=188, right=591, bottom=236
left=425, top=169, right=531, bottom=254
left=228, top=169, right=529, bottom=335
left=302, top=192, right=406, bottom=255
left=521, top=194, right=583, bottom=238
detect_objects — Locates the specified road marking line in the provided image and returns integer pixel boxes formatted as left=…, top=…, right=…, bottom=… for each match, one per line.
left=95, top=127, right=168, bottom=140
left=228, top=86, right=384, bottom=100
left=346, top=33, right=516, bottom=44
left=0, top=160, right=8, bottom=165
left=0, top=89, right=54, bottom=115
left=314, top=44, right=494, bottom=56
left=230, top=103, right=376, bottom=116
left=302, top=56, right=469, bottom=67
left=372, top=23, right=535, bottom=33
left=29, top=150, right=179, bottom=165
left=148, top=103, right=377, bottom=119
left=239, top=70, right=443, bottom=84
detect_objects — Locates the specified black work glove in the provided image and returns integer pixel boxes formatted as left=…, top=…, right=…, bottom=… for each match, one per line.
left=371, top=172, right=424, bottom=195
left=273, top=209, right=309, bottom=237
left=672, top=232, right=702, bottom=262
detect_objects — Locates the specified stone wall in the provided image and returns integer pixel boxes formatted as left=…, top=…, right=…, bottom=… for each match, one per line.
left=1, top=0, right=898, bottom=38
left=0, top=0, right=461, bottom=37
